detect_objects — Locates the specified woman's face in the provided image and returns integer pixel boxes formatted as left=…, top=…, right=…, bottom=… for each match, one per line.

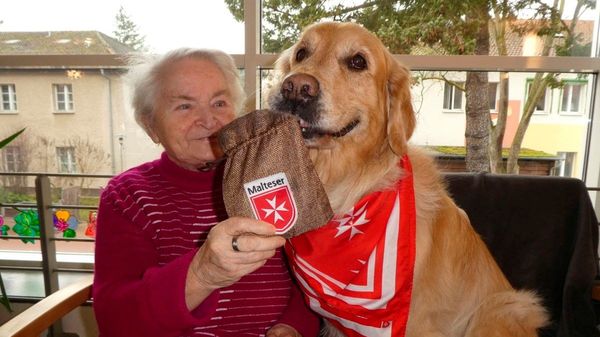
left=148, top=57, right=237, bottom=170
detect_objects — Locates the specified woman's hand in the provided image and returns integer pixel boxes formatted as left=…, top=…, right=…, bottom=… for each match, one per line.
left=266, top=323, right=302, bottom=337
left=185, top=217, right=285, bottom=308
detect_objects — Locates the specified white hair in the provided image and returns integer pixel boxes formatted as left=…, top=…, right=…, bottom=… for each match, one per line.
left=127, top=48, right=245, bottom=137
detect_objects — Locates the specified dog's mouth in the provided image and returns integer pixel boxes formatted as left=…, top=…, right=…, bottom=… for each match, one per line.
left=298, top=119, right=360, bottom=139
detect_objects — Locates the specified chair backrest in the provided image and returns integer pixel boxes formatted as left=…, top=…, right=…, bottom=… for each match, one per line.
left=444, top=173, right=599, bottom=337
left=0, top=274, right=93, bottom=337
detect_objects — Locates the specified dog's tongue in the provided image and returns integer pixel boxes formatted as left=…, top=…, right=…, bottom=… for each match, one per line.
left=218, top=109, right=334, bottom=238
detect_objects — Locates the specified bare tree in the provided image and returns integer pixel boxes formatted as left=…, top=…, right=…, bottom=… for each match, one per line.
left=67, top=137, right=111, bottom=189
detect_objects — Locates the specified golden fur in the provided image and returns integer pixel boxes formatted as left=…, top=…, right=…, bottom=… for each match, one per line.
left=268, top=22, right=548, bottom=337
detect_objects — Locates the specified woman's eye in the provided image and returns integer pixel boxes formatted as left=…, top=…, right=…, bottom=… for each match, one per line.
left=176, top=103, right=191, bottom=110
left=348, top=54, right=367, bottom=71
left=296, top=48, right=308, bottom=62
left=214, top=100, right=227, bottom=108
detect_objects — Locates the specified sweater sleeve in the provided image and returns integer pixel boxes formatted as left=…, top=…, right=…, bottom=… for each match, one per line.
left=93, top=198, right=219, bottom=337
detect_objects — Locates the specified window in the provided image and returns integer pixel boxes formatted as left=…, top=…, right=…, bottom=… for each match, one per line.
left=555, top=152, right=576, bottom=177
left=443, top=82, right=463, bottom=111
left=56, top=146, right=76, bottom=173
left=2, top=146, right=22, bottom=172
left=526, top=80, right=548, bottom=114
left=53, top=84, right=74, bottom=112
left=488, top=82, right=498, bottom=110
left=560, top=82, right=585, bottom=115
left=1, top=84, right=18, bottom=111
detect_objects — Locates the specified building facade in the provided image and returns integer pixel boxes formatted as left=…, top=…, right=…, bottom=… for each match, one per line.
left=0, top=31, right=161, bottom=189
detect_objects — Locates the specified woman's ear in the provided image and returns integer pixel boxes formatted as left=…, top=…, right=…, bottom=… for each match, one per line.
left=144, top=115, right=160, bottom=144
left=386, top=53, right=416, bottom=156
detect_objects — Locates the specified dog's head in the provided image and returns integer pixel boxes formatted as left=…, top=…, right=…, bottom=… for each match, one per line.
left=268, top=21, right=416, bottom=156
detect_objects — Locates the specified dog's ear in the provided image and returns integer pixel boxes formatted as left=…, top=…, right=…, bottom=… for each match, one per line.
left=386, top=55, right=416, bottom=156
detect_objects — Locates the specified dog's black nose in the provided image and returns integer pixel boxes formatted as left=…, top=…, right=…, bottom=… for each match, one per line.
left=281, top=73, right=320, bottom=103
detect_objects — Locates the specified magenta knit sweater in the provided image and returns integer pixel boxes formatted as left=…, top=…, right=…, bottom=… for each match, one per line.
left=93, top=152, right=320, bottom=337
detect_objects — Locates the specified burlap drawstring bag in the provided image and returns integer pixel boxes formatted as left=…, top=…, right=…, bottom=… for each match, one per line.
left=218, top=109, right=333, bottom=238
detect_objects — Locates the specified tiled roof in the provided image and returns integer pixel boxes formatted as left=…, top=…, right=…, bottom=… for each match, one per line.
left=0, top=31, right=136, bottom=55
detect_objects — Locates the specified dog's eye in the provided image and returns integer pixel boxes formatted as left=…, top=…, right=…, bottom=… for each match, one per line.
left=348, top=54, right=367, bottom=71
left=296, top=48, right=308, bottom=62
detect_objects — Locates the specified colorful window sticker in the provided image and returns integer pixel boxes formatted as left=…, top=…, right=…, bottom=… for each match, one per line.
left=53, top=209, right=78, bottom=238
left=85, top=211, right=97, bottom=238
left=0, top=215, right=8, bottom=236
left=12, top=209, right=40, bottom=243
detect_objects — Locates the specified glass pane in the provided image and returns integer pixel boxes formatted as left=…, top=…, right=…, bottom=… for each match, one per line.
left=488, top=83, right=498, bottom=110
left=259, top=65, right=595, bottom=178
left=0, top=175, right=109, bottom=258
left=443, top=82, right=452, bottom=110
left=1, top=1, right=244, bottom=54
left=536, top=93, right=546, bottom=111
left=570, top=85, right=581, bottom=112
left=407, top=71, right=593, bottom=178
left=453, top=86, right=462, bottom=110
left=561, top=85, right=571, bottom=112
left=260, top=1, right=598, bottom=56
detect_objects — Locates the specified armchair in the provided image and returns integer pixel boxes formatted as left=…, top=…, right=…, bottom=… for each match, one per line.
left=0, top=274, right=93, bottom=337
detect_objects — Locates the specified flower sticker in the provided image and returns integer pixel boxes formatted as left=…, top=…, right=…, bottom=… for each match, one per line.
left=13, top=210, right=40, bottom=244
left=0, top=215, right=9, bottom=237
left=85, top=211, right=97, bottom=238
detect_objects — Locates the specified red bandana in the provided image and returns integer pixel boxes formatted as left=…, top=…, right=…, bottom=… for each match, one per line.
left=285, top=156, right=416, bottom=337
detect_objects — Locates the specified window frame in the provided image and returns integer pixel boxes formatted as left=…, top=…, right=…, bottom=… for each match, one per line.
left=442, top=81, right=465, bottom=112
left=1, top=83, right=18, bottom=112
left=56, top=146, right=77, bottom=173
left=53, top=83, right=74, bottom=113
left=0, top=0, right=599, bottom=299
left=559, top=80, right=587, bottom=116
left=2, top=145, right=21, bottom=172
left=525, top=79, right=550, bottom=115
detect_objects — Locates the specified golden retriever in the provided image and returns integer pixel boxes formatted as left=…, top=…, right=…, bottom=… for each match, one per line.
left=267, top=21, right=548, bottom=337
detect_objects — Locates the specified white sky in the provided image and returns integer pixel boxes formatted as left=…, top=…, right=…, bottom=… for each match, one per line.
left=0, top=0, right=245, bottom=54
left=0, top=1, right=597, bottom=54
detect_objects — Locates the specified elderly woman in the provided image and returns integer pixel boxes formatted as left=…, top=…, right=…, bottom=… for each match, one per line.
left=93, top=48, right=320, bottom=337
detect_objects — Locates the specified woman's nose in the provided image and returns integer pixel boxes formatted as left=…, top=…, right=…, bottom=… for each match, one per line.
left=194, top=108, right=218, bottom=129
